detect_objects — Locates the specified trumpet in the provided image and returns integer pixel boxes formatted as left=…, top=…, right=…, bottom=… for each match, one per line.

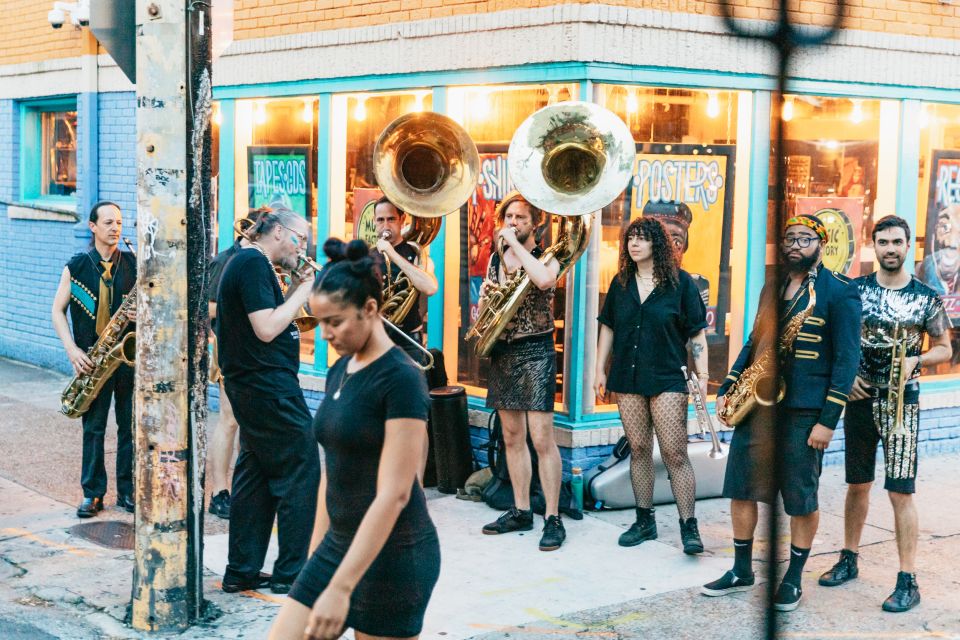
left=682, top=366, right=725, bottom=459
left=886, top=324, right=910, bottom=439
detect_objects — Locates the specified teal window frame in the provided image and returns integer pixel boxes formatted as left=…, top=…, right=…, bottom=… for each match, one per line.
left=19, top=96, right=79, bottom=208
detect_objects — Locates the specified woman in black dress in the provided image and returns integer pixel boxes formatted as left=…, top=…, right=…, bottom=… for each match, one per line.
left=270, top=239, right=440, bottom=640
left=593, top=216, right=709, bottom=554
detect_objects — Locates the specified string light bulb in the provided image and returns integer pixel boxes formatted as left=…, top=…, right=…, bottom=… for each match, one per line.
left=254, top=101, right=267, bottom=125
left=850, top=99, right=863, bottom=124
left=471, top=88, right=491, bottom=120
left=626, top=90, right=639, bottom=114
left=353, top=95, right=367, bottom=121
left=212, top=103, right=222, bottom=126
left=706, top=91, right=720, bottom=119
left=919, top=105, right=930, bottom=128
left=302, top=99, right=313, bottom=123
left=412, top=91, right=426, bottom=112
left=782, top=97, right=795, bottom=122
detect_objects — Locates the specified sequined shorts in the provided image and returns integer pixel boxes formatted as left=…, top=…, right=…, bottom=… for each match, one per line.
left=844, top=384, right=920, bottom=494
left=485, top=334, right=556, bottom=412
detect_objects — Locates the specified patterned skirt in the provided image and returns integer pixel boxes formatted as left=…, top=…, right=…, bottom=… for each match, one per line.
left=486, top=333, right=556, bottom=412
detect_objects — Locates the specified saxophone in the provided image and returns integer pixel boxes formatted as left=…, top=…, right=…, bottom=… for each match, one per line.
left=467, top=214, right=591, bottom=357
left=61, top=288, right=137, bottom=418
left=718, top=271, right=817, bottom=426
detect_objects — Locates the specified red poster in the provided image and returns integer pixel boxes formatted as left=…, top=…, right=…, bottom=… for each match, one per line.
left=352, top=187, right=383, bottom=245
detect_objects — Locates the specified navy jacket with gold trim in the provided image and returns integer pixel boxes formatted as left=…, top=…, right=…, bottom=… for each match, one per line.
left=717, top=264, right=862, bottom=429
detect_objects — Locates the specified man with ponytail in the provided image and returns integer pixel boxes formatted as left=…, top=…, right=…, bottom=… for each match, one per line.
left=216, top=208, right=321, bottom=595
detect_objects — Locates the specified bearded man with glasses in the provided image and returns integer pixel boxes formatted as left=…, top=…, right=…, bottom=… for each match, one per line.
left=701, top=213, right=862, bottom=612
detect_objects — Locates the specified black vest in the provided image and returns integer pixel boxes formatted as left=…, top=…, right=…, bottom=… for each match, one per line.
left=66, top=248, right=137, bottom=351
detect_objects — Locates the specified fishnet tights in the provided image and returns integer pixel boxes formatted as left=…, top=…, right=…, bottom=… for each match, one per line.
left=618, top=392, right=697, bottom=520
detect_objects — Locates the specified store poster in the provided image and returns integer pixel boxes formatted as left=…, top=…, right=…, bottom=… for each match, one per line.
left=465, top=152, right=514, bottom=324
left=247, top=145, right=311, bottom=217
left=795, top=197, right=864, bottom=277
left=918, top=151, right=960, bottom=323
left=353, top=187, right=383, bottom=246
left=629, top=148, right=735, bottom=333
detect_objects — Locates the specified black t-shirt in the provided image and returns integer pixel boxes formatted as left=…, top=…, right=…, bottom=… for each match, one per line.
left=216, top=247, right=301, bottom=397
left=856, top=273, right=949, bottom=386
left=598, top=269, right=707, bottom=396
left=315, top=347, right=434, bottom=545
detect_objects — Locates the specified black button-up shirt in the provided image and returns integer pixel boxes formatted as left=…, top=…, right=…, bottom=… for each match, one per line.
left=598, top=269, right=707, bottom=396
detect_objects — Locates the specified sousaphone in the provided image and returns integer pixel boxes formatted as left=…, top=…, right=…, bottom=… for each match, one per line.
left=466, top=101, right=635, bottom=357
left=373, top=112, right=480, bottom=325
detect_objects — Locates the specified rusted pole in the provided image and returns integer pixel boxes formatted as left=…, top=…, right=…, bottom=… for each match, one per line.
left=132, top=0, right=211, bottom=631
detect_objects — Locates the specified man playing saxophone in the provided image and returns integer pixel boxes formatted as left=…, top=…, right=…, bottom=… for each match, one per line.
left=52, top=201, right=137, bottom=518
left=701, top=213, right=861, bottom=612
left=372, top=196, right=437, bottom=360
left=819, top=215, right=951, bottom=613
left=478, top=191, right=567, bottom=552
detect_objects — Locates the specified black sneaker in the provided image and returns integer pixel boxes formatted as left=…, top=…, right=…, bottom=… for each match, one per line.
left=222, top=572, right=271, bottom=593
left=774, top=581, right=803, bottom=611
left=618, top=507, right=657, bottom=547
left=882, top=571, right=920, bottom=613
left=482, top=507, right=534, bottom=535
left=269, top=581, right=293, bottom=595
left=209, top=490, right=230, bottom=520
left=819, top=549, right=859, bottom=587
left=680, top=517, right=704, bottom=555
left=539, top=515, right=566, bottom=551
left=701, top=570, right=755, bottom=597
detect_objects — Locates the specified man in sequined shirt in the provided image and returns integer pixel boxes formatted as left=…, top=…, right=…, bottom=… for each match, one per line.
left=819, top=215, right=952, bottom=613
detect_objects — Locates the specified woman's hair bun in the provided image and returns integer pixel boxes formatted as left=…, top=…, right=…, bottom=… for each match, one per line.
left=345, top=239, right=369, bottom=262
left=323, top=237, right=347, bottom=262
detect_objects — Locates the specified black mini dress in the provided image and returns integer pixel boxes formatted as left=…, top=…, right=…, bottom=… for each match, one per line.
left=288, top=347, right=441, bottom=636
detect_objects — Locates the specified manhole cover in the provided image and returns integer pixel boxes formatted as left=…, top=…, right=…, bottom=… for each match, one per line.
left=68, top=521, right=134, bottom=550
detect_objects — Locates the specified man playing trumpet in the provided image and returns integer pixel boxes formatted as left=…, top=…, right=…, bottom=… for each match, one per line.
left=819, top=215, right=951, bottom=613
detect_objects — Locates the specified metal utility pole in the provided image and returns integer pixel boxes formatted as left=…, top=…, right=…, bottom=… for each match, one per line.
left=132, top=0, right=212, bottom=631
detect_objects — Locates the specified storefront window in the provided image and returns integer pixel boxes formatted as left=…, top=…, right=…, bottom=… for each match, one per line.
left=446, top=83, right=578, bottom=408
left=234, top=96, right=319, bottom=365
left=915, top=103, right=960, bottom=375
left=593, top=85, right=743, bottom=406
left=41, top=110, right=77, bottom=198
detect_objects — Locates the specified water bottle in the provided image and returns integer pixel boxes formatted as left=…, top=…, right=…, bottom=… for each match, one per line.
left=570, top=467, right=584, bottom=511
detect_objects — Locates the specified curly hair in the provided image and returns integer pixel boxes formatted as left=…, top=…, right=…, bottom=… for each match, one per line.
left=616, top=217, right=680, bottom=289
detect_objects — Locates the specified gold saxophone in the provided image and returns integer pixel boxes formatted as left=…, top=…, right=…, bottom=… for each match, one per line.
left=467, top=214, right=591, bottom=357
left=718, top=272, right=817, bottom=426
left=61, top=287, right=137, bottom=418
left=465, top=101, right=635, bottom=357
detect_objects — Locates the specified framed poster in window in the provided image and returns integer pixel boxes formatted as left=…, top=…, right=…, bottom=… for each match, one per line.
left=795, top=196, right=863, bottom=277
left=918, top=150, right=960, bottom=323
left=247, top=145, right=312, bottom=218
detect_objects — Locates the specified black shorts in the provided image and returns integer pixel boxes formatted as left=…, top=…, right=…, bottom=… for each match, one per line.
left=844, top=384, right=920, bottom=494
left=288, top=530, right=441, bottom=637
left=722, top=409, right=824, bottom=516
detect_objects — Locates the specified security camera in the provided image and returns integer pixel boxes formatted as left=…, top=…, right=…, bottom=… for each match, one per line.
left=73, top=2, right=89, bottom=26
left=48, top=7, right=66, bottom=29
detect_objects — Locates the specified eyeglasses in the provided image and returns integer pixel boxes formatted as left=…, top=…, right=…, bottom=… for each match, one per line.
left=280, top=225, right=308, bottom=247
left=782, top=235, right=818, bottom=248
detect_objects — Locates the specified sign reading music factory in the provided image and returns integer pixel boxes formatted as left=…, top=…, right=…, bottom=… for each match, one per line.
left=247, top=145, right=311, bottom=217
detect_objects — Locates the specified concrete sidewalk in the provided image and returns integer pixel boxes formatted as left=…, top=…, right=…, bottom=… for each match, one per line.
left=1, top=356, right=959, bottom=639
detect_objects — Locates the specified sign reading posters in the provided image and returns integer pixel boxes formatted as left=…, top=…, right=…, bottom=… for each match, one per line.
left=918, top=150, right=960, bottom=324
left=795, top=197, right=863, bottom=277
left=247, top=145, right=311, bottom=217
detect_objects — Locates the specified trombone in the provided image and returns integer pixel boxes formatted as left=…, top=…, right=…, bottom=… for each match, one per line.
left=233, top=218, right=436, bottom=371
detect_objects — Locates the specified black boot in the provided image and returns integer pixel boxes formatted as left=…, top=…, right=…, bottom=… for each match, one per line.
left=618, top=507, right=657, bottom=547
left=680, top=517, right=704, bottom=554
left=882, top=571, right=920, bottom=612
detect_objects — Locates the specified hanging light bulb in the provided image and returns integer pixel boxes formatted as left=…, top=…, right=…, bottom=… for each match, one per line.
left=302, top=99, right=313, bottom=123
left=471, top=88, right=491, bottom=120
left=849, top=99, right=864, bottom=124
left=706, top=91, right=720, bottom=119
left=353, top=95, right=367, bottom=122
left=782, top=97, right=795, bottom=122
left=412, top=91, right=426, bottom=113
left=626, top=90, right=639, bottom=114
left=212, top=103, right=222, bottom=126
left=254, top=101, right=267, bottom=125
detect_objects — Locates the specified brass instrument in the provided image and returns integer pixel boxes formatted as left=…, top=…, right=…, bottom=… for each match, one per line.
left=683, top=366, right=725, bottom=459
left=235, top=216, right=437, bottom=370
left=718, top=271, right=817, bottom=426
left=466, top=101, right=635, bottom=357
left=373, top=111, right=479, bottom=325
left=886, top=323, right=910, bottom=439
left=61, top=241, right=138, bottom=418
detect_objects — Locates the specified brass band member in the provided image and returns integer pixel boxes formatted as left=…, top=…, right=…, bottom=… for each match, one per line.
left=270, top=239, right=439, bottom=640
left=217, top=209, right=320, bottom=594
left=594, top=217, right=708, bottom=553
left=52, top=201, right=136, bottom=518
left=701, top=214, right=861, bottom=612
left=819, top=215, right=951, bottom=612
left=479, top=192, right=566, bottom=551
left=206, top=206, right=269, bottom=520
left=372, top=196, right=437, bottom=358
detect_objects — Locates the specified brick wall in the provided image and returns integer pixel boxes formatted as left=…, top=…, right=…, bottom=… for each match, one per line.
left=231, top=0, right=960, bottom=39
left=0, top=3, right=83, bottom=66
left=97, top=92, right=138, bottom=240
